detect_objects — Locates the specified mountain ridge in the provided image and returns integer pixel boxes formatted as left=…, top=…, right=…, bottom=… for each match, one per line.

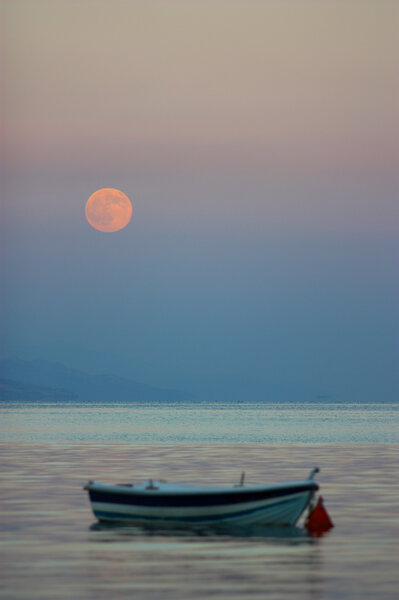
left=0, top=378, right=78, bottom=402
left=0, top=358, right=194, bottom=402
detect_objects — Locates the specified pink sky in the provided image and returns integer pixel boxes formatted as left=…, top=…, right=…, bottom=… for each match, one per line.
left=2, top=0, right=398, bottom=174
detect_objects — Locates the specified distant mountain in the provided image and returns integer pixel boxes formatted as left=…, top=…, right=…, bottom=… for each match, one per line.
left=3, top=340, right=160, bottom=384
left=0, top=378, right=78, bottom=402
left=0, top=358, right=194, bottom=402
left=0, top=341, right=339, bottom=403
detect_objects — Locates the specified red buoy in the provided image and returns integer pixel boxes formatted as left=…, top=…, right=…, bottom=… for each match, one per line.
left=305, top=496, right=334, bottom=535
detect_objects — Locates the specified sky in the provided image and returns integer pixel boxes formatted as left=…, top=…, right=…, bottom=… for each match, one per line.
left=1, top=0, right=398, bottom=401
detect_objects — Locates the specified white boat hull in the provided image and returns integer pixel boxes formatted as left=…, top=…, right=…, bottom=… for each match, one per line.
left=85, top=479, right=318, bottom=527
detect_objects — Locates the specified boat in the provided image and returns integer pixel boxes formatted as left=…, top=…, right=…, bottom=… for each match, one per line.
left=84, top=468, right=320, bottom=527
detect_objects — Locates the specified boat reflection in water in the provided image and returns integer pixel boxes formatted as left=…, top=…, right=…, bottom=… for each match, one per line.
left=89, top=519, right=320, bottom=543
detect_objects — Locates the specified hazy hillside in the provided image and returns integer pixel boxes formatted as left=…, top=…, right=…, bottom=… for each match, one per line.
left=0, top=379, right=78, bottom=402
left=0, top=358, right=194, bottom=402
left=0, top=342, right=332, bottom=402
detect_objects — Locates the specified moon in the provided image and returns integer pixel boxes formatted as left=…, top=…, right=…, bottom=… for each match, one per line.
left=85, top=188, right=132, bottom=232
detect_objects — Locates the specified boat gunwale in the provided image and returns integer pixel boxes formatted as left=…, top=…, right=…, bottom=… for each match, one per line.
left=85, top=481, right=318, bottom=510
left=85, top=479, right=318, bottom=496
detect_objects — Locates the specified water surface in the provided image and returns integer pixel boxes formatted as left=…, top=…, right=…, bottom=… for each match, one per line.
left=1, top=401, right=398, bottom=443
left=1, top=402, right=398, bottom=598
left=1, top=442, right=398, bottom=599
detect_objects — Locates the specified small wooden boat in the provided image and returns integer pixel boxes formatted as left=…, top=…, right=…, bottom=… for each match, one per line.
left=84, top=468, right=319, bottom=527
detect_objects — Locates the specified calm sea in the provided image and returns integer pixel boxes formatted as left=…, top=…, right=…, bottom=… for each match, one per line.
left=1, top=401, right=398, bottom=599
left=1, top=401, right=398, bottom=443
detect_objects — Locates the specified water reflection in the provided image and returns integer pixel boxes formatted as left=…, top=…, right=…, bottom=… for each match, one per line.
left=1, top=442, right=398, bottom=600
left=85, top=522, right=325, bottom=600
left=89, top=520, right=318, bottom=543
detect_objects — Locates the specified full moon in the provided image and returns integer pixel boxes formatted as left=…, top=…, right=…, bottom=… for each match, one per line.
left=85, top=188, right=132, bottom=232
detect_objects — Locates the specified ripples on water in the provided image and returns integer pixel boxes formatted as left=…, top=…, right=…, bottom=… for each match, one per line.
left=1, top=442, right=398, bottom=599
left=1, top=402, right=398, bottom=443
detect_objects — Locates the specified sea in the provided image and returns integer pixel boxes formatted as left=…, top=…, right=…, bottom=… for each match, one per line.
left=1, top=400, right=398, bottom=600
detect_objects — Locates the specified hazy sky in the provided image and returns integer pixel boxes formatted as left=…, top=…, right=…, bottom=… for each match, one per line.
left=1, top=1, right=398, bottom=401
